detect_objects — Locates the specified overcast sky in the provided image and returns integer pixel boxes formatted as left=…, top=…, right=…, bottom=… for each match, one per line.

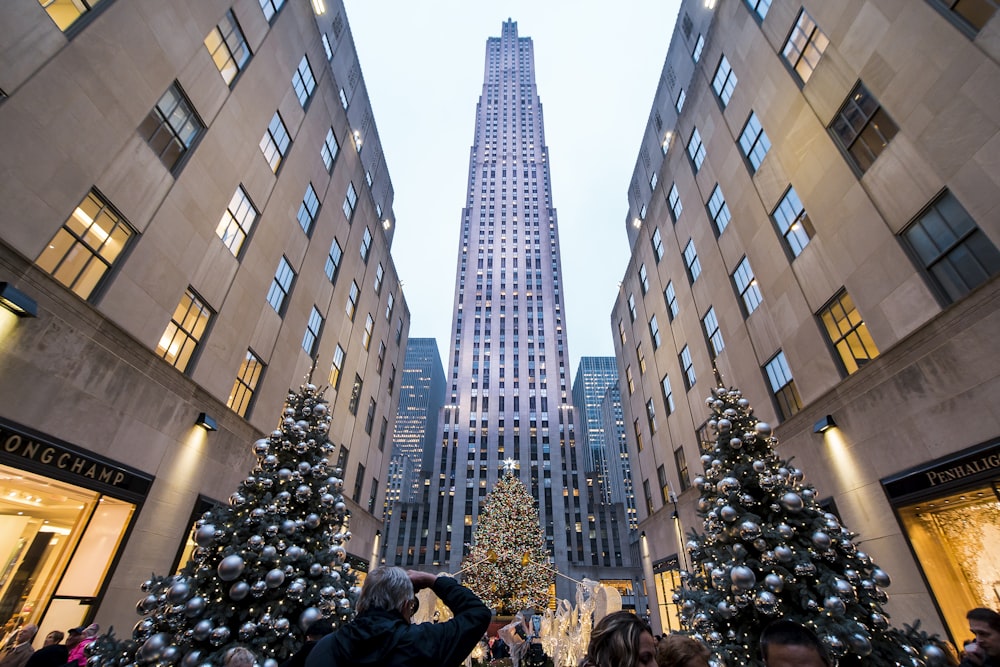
left=342, top=1, right=682, bottom=375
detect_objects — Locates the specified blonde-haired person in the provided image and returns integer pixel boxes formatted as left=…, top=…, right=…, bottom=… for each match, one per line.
left=579, top=611, right=656, bottom=667
left=655, top=634, right=710, bottom=667
left=224, top=646, right=258, bottom=667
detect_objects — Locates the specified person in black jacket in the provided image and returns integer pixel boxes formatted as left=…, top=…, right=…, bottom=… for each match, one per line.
left=305, top=567, right=491, bottom=667
left=280, top=619, right=333, bottom=667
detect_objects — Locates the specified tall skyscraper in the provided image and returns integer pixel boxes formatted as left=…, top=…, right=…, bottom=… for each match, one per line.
left=572, top=357, right=622, bottom=500
left=598, top=381, right=638, bottom=533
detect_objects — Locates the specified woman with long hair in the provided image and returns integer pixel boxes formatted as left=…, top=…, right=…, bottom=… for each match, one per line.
left=579, top=611, right=656, bottom=667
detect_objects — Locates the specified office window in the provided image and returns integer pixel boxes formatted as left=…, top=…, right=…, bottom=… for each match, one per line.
left=675, top=447, right=691, bottom=491
left=712, top=55, right=737, bottom=107
left=374, top=263, right=385, bottom=294
left=292, top=55, right=316, bottom=107
left=388, top=363, right=397, bottom=394
left=205, top=10, right=251, bottom=86
left=650, top=172, right=658, bottom=191
left=352, top=463, right=365, bottom=502
left=139, top=83, right=203, bottom=172
left=259, top=0, right=285, bottom=22
left=928, top=0, right=998, bottom=31
left=266, top=257, right=295, bottom=314
left=643, top=480, right=653, bottom=514
left=703, top=307, right=724, bottom=358
left=745, top=0, right=771, bottom=19
left=683, top=240, right=701, bottom=283
left=707, top=184, right=731, bottom=235
left=329, top=344, right=345, bottom=389
left=658, top=465, right=670, bottom=503
left=385, top=292, right=395, bottom=321
left=627, top=294, right=637, bottom=322
left=368, top=478, right=380, bottom=513
left=901, top=191, right=1000, bottom=303
left=215, top=185, right=257, bottom=257
left=819, top=290, right=880, bottom=375
left=325, top=239, right=343, bottom=283
left=365, top=397, right=376, bottom=434
left=661, top=374, right=675, bottom=415
left=649, top=315, right=661, bottom=349
left=646, top=399, right=658, bottom=435
left=378, top=418, right=388, bottom=452
left=38, top=0, right=106, bottom=31
left=157, top=289, right=211, bottom=372
left=302, top=306, right=323, bottom=357
left=343, top=182, right=358, bottom=220
left=322, top=33, right=333, bottom=61
left=227, top=349, right=264, bottom=418
left=637, top=344, right=647, bottom=374
left=652, top=228, right=665, bottom=262
left=339, top=88, right=349, bottom=110
left=675, top=89, right=686, bottom=113
left=634, top=419, right=644, bottom=453
left=831, top=82, right=898, bottom=174
left=321, top=128, right=340, bottom=172
left=687, top=128, right=706, bottom=172
left=395, top=318, right=403, bottom=345
left=668, top=184, right=683, bottom=222
left=680, top=345, right=696, bottom=390
left=361, top=227, right=373, bottom=262
left=260, top=112, right=290, bottom=172
left=765, top=351, right=802, bottom=419
left=739, top=112, right=771, bottom=173
left=773, top=187, right=814, bottom=257
left=297, top=183, right=320, bottom=235
left=782, top=9, right=829, bottom=84
left=348, top=374, right=363, bottom=415
left=626, top=365, right=635, bottom=394
left=363, top=314, right=374, bottom=350
left=733, top=257, right=763, bottom=315
left=639, top=264, right=649, bottom=294
left=37, top=190, right=134, bottom=300
left=692, top=34, right=705, bottom=62
left=619, top=319, right=627, bottom=345
left=346, top=281, right=360, bottom=320
left=664, top=282, right=679, bottom=321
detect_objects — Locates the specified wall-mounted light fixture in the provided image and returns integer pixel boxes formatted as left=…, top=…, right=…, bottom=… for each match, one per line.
left=813, top=414, right=837, bottom=434
left=195, top=412, right=218, bottom=432
left=0, top=283, right=38, bottom=318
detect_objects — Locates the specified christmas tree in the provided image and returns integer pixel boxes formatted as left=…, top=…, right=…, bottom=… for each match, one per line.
left=676, top=385, right=939, bottom=667
left=460, top=462, right=551, bottom=615
left=92, top=383, right=359, bottom=666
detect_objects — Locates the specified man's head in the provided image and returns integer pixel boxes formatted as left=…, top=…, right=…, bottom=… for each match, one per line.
left=968, top=608, right=1000, bottom=657
left=305, top=618, right=334, bottom=641
left=43, top=630, right=64, bottom=646
left=355, top=566, right=415, bottom=618
left=760, top=620, right=831, bottom=667
left=15, top=624, right=37, bottom=645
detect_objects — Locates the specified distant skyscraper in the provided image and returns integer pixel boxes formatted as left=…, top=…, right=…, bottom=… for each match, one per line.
left=572, top=357, right=622, bottom=500
left=598, top=381, right=637, bottom=532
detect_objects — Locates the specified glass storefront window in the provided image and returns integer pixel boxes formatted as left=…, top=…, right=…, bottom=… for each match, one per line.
left=653, top=564, right=682, bottom=632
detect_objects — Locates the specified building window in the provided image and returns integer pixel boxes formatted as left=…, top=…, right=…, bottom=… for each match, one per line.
left=36, top=190, right=134, bottom=300
left=646, top=399, right=658, bottom=435
left=322, top=33, right=333, bottom=60
left=260, top=112, right=290, bottom=172
left=368, top=478, right=379, bottom=513
left=627, top=294, right=637, bottom=322
left=639, top=264, right=649, bottom=294
left=259, top=0, right=285, bottom=22
left=928, top=0, right=998, bottom=32
left=652, top=228, right=665, bottom=262
left=302, top=306, right=323, bottom=357
left=38, top=0, right=108, bottom=30
left=626, top=365, right=635, bottom=394
left=157, top=288, right=211, bottom=372
left=707, top=184, right=731, bottom=235
left=744, top=0, right=771, bottom=19
left=661, top=374, right=675, bottom=415
left=361, top=227, right=373, bottom=262
left=348, top=374, right=363, bottom=415
left=649, top=315, right=661, bottom=349
left=266, top=256, right=295, bottom=314
left=205, top=10, right=251, bottom=86
left=618, top=319, right=627, bottom=345
left=634, top=419, right=644, bottom=453
left=365, top=397, right=376, bottom=434
left=657, top=465, right=670, bottom=503
left=227, top=350, right=264, bottom=417
left=712, top=55, right=737, bottom=107
left=830, top=82, right=898, bottom=174
left=388, top=363, right=397, bottom=395
left=650, top=172, right=658, bottom=191
left=675, top=447, right=691, bottom=491
left=703, top=307, right=725, bottom=358
left=330, top=344, right=345, bottom=389
left=733, top=256, right=763, bottom=315
left=819, top=290, right=880, bottom=375
left=353, top=463, right=365, bottom=502
left=139, top=83, right=203, bottom=172
left=339, top=88, right=349, bottom=110
left=739, top=112, right=771, bottom=173
left=773, top=187, right=814, bottom=257
left=325, top=238, right=343, bottom=283
left=901, top=191, right=1000, bottom=304
left=363, top=314, right=374, bottom=350
left=687, top=128, right=706, bottom=172
left=643, top=479, right=653, bottom=514
left=292, top=55, right=316, bottom=107
left=378, top=418, right=388, bottom=452
left=683, top=240, right=701, bottom=283
left=321, top=128, right=340, bottom=172
left=668, top=184, right=683, bottom=222
left=374, top=263, right=385, bottom=294
left=692, top=34, right=705, bottom=62
left=765, top=351, right=802, bottom=419
left=297, top=183, right=320, bottom=235
left=675, top=89, right=686, bottom=113
left=637, top=344, right=647, bottom=374
left=346, top=281, right=360, bottom=320
left=782, top=9, right=829, bottom=84
left=376, top=342, right=386, bottom=374
left=343, top=182, right=358, bottom=220
left=680, top=345, right=696, bottom=390
left=385, top=292, right=395, bottom=321
left=215, top=185, right=257, bottom=257
left=395, top=318, right=403, bottom=345
left=664, top=281, right=679, bottom=321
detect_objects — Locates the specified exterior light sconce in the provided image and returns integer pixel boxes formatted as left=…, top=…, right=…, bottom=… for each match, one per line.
left=196, top=412, right=218, bottom=432
left=0, top=282, right=38, bottom=318
left=382, top=219, right=392, bottom=230
left=813, top=415, right=836, bottom=434
left=640, top=530, right=646, bottom=539
left=632, top=218, right=642, bottom=229
left=310, top=0, right=326, bottom=14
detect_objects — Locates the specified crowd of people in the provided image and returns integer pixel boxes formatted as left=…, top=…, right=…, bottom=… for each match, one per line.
left=0, top=622, right=99, bottom=667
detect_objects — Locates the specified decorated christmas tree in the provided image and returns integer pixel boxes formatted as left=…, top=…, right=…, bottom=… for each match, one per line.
left=460, top=462, right=551, bottom=615
left=92, top=383, right=359, bottom=666
left=676, top=385, right=943, bottom=667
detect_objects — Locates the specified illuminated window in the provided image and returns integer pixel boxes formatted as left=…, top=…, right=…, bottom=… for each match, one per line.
left=205, top=10, right=251, bottom=86
left=674, top=447, right=690, bottom=490
left=259, top=112, right=290, bottom=172
left=215, top=186, right=257, bottom=257
left=635, top=420, right=645, bottom=453
left=227, top=350, right=264, bottom=417
left=830, top=82, right=898, bottom=174
left=637, top=344, right=646, bottom=374
left=363, top=314, right=374, bottom=350
left=346, top=281, right=360, bottom=320
left=712, top=55, right=737, bottom=106
left=329, top=344, right=345, bottom=389
left=732, top=257, right=763, bottom=315
left=739, top=112, right=771, bottom=173
left=266, top=257, right=295, bottom=314
left=819, top=290, right=880, bottom=375
left=626, top=365, right=634, bottom=394
left=782, top=9, right=829, bottom=83
left=139, top=83, right=203, bottom=172
left=157, top=288, right=212, bottom=372
left=37, top=0, right=105, bottom=31
left=348, top=374, right=363, bottom=415
left=927, top=0, right=998, bottom=32
left=772, top=187, right=814, bottom=257
left=646, top=398, right=657, bottom=435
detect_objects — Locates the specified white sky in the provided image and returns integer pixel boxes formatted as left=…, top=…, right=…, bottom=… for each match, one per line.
left=342, top=1, right=682, bottom=375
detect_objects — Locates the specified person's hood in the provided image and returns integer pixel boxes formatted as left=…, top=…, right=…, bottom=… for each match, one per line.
left=328, top=610, right=407, bottom=665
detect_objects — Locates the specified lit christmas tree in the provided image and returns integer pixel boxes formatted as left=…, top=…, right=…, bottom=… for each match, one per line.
left=676, top=385, right=944, bottom=667
left=461, top=461, right=551, bottom=615
left=91, top=383, right=359, bottom=666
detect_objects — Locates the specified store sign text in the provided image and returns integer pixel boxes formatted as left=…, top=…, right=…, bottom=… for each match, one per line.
left=2, top=431, right=127, bottom=486
left=925, top=453, right=1000, bottom=486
